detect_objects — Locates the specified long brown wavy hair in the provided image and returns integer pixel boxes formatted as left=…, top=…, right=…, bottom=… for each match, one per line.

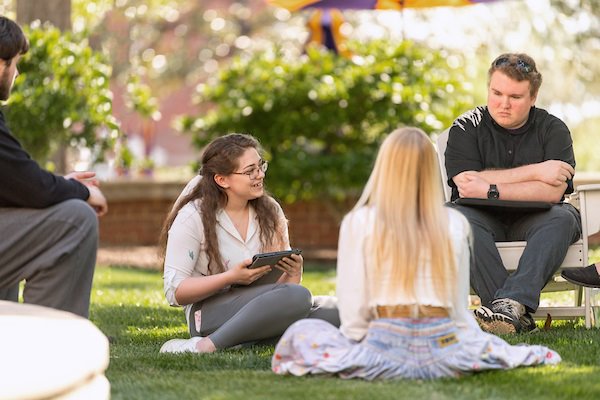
left=159, top=133, right=284, bottom=274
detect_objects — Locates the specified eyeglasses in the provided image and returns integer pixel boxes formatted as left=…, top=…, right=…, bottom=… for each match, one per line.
left=492, top=57, right=533, bottom=73
left=231, top=159, right=268, bottom=180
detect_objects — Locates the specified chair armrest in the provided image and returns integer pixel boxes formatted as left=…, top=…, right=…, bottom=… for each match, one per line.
left=575, top=184, right=600, bottom=192
left=576, top=184, right=600, bottom=238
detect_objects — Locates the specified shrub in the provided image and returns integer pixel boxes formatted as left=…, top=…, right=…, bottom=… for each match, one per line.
left=180, top=40, right=472, bottom=202
left=4, top=22, right=119, bottom=166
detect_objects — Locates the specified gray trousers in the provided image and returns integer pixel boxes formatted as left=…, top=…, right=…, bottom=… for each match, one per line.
left=0, top=285, right=18, bottom=301
left=188, top=283, right=340, bottom=349
left=447, top=202, right=581, bottom=312
left=0, top=199, right=98, bottom=318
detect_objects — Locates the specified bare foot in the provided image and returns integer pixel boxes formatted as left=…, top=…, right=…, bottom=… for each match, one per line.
left=195, top=337, right=217, bottom=353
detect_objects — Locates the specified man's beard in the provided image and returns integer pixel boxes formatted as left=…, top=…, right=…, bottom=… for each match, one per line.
left=0, top=67, right=13, bottom=101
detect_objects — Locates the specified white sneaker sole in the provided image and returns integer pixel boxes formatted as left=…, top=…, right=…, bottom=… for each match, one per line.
left=159, top=337, right=202, bottom=353
left=474, top=305, right=494, bottom=321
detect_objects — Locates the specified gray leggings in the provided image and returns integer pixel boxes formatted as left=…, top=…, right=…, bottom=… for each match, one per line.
left=188, top=283, right=340, bottom=349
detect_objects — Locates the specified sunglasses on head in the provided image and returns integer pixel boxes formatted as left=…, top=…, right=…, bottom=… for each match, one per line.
left=493, top=57, right=533, bottom=73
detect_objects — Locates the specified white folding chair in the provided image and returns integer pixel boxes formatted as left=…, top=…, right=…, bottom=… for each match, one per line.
left=435, top=128, right=600, bottom=328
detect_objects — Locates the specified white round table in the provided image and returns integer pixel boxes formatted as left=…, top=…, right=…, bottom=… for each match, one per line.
left=0, top=301, right=110, bottom=399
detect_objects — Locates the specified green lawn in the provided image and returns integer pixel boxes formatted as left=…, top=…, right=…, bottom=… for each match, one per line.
left=91, top=263, right=600, bottom=400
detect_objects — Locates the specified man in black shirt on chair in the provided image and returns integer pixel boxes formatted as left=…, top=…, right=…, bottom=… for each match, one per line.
left=444, top=53, right=581, bottom=334
left=0, top=16, right=108, bottom=318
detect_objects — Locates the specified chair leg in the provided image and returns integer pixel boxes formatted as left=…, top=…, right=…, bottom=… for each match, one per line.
left=576, top=286, right=583, bottom=307
left=585, top=287, right=592, bottom=329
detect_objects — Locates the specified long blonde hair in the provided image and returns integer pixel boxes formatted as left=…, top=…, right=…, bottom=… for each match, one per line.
left=354, top=127, right=456, bottom=303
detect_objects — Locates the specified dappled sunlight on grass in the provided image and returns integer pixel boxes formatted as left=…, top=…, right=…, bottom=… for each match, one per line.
left=301, top=266, right=336, bottom=297
left=126, top=324, right=188, bottom=341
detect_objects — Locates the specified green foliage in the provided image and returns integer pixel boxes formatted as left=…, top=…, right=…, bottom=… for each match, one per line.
left=180, top=40, right=472, bottom=202
left=547, top=0, right=600, bottom=94
left=115, top=141, right=135, bottom=172
left=3, top=22, right=119, bottom=164
left=125, top=72, right=159, bottom=119
left=572, top=117, right=600, bottom=172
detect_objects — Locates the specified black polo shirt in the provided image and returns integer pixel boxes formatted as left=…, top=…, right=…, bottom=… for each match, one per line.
left=444, top=106, right=575, bottom=201
left=0, top=109, right=89, bottom=208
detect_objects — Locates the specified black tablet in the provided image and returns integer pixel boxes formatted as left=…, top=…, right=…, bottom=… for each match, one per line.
left=248, top=249, right=302, bottom=269
left=454, top=198, right=554, bottom=212
left=246, top=249, right=302, bottom=286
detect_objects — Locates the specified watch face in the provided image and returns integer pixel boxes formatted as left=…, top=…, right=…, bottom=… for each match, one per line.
left=488, top=185, right=499, bottom=199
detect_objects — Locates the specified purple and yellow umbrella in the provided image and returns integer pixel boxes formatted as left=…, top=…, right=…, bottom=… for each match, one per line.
left=267, top=0, right=498, bottom=11
left=267, top=0, right=500, bottom=55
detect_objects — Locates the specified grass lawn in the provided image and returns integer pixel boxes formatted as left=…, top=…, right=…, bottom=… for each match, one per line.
left=91, top=262, right=600, bottom=400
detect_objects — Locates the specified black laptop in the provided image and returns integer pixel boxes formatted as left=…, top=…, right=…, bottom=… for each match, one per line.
left=454, top=198, right=554, bottom=212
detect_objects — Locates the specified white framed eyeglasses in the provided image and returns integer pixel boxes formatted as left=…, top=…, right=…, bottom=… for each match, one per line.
left=231, top=159, right=268, bottom=180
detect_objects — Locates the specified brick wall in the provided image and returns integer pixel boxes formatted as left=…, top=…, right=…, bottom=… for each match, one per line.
left=283, top=198, right=355, bottom=251
left=98, top=181, right=354, bottom=255
left=99, top=181, right=183, bottom=247
left=99, top=198, right=174, bottom=246
left=99, top=176, right=600, bottom=252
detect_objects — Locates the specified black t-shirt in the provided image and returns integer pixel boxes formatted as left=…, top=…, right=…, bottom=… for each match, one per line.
left=444, top=106, right=575, bottom=201
left=0, top=110, right=89, bottom=208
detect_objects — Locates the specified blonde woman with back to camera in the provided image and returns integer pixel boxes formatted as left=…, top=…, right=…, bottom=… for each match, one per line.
left=272, top=127, right=560, bottom=380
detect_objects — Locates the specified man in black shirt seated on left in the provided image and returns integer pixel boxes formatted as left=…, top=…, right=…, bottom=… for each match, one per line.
left=0, top=16, right=108, bottom=318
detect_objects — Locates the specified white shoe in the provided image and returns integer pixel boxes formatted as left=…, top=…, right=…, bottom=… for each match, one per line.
left=159, top=337, right=202, bottom=353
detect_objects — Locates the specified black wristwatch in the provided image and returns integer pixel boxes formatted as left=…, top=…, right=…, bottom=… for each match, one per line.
left=487, top=184, right=500, bottom=199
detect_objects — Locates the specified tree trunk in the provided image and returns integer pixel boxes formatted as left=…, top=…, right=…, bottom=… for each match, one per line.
left=17, top=0, right=72, bottom=173
left=17, top=0, right=71, bottom=30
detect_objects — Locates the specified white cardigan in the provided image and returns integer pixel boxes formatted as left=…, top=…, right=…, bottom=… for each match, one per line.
left=163, top=176, right=289, bottom=319
left=336, top=206, right=478, bottom=341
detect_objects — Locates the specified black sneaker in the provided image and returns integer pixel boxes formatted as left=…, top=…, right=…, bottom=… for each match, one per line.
left=518, top=312, right=539, bottom=333
left=561, top=264, right=600, bottom=288
left=480, top=298, right=526, bottom=335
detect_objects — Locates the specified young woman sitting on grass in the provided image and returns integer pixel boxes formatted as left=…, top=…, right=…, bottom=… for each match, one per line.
left=272, top=127, right=560, bottom=380
left=159, top=133, right=339, bottom=353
